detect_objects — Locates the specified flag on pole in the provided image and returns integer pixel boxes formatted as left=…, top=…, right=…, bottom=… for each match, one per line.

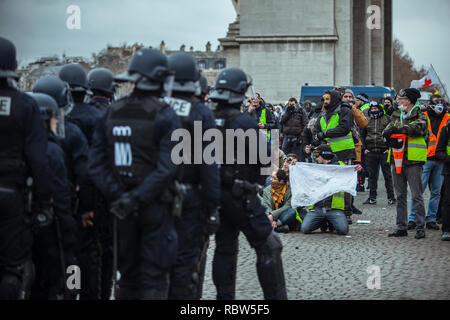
left=410, top=65, right=440, bottom=89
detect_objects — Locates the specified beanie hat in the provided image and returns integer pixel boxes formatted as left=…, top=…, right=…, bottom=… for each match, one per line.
left=344, top=88, right=355, bottom=97
left=356, top=94, right=369, bottom=103
left=398, top=88, right=421, bottom=105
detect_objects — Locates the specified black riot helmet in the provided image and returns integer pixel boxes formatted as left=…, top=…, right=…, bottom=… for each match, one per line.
left=33, top=75, right=74, bottom=116
left=59, top=63, right=89, bottom=92
left=87, top=67, right=116, bottom=95
left=168, top=52, right=201, bottom=95
left=27, top=92, right=59, bottom=120
left=115, top=48, right=174, bottom=94
left=0, top=37, right=19, bottom=79
left=199, top=75, right=209, bottom=96
left=209, top=67, right=251, bottom=104
left=27, top=91, right=65, bottom=137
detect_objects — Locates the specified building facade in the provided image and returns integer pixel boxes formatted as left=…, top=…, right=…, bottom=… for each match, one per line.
left=219, top=0, right=393, bottom=103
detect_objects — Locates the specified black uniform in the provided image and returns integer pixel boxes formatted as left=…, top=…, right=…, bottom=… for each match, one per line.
left=212, top=104, right=287, bottom=300
left=0, top=83, right=53, bottom=299
left=89, top=91, right=182, bottom=299
left=165, top=95, right=220, bottom=299
left=30, top=134, right=77, bottom=299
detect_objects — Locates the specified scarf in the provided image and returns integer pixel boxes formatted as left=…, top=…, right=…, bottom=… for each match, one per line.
left=271, top=181, right=288, bottom=210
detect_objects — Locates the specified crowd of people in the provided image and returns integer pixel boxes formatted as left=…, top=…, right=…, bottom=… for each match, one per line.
left=242, top=85, right=450, bottom=241
left=0, top=35, right=449, bottom=302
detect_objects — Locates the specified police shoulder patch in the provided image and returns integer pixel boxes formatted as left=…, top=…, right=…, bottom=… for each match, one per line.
left=0, top=96, right=11, bottom=116
left=164, top=97, right=192, bottom=117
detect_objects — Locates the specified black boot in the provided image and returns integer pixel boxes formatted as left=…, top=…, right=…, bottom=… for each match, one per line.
left=139, top=288, right=168, bottom=300
left=388, top=230, right=408, bottom=237
left=255, top=232, right=287, bottom=300
left=115, top=287, right=139, bottom=300
left=415, top=229, right=426, bottom=239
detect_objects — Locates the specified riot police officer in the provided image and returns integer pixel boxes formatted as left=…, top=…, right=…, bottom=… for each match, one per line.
left=89, top=48, right=182, bottom=300
left=209, top=67, right=287, bottom=300
left=32, top=76, right=95, bottom=299
left=0, top=37, right=53, bottom=300
left=87, top=67, right=116, bottom=112
left=165, top=52, right=220, bottom=300
left=85, top=67, right=117, bottom=300
left=27, top=92, right=77, bottom=300
left=59, top=63, right=103, bottom=145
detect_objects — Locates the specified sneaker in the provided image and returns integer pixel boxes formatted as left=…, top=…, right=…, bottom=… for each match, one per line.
left=388, top=230, right=408, bottom=237
left=388, top=198, right=396, bottom=205
left=363, top=198, right=376, bottom=205
left=442, top=232, right=450, bottom=241
left=415, top=229, right=425, bottom=239
left=407, top=221, right=416, bottom=230
left=275, top=225, right=290, bottom=234
left=426, top=222, right=440, bottom=230
left=356, top=184, right=365, bottom=192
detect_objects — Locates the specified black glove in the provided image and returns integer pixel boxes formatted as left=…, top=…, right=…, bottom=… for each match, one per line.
left=286, top=105, right=294, bottom=113
left=389, top=137, right=405, bottom=149
left=317, top=131, right=326, bottom=141
left=383, top=126, right=397, bottom=141
left=396, top=126, right=409, bottom=134
left=205, top=207, right=221, bottom=235
left=110, top=192, right=139, bottom=220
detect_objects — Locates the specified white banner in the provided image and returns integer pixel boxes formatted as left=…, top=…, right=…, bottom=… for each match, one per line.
left=289, top=162, right=357, bottom=207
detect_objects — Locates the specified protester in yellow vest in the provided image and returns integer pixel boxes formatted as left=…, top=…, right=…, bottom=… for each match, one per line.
left=245, top=95, right=277, bottom=142
left=313, top=90, right=358, bottom=224
left=407, top=102, right=450, bottom=231
left=300, top=144, right=361, bottom=236
left=382, top=88, right=428, bottom=239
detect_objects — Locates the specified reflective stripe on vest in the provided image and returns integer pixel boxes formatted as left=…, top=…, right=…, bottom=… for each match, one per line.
left=407, top=137, right=427, bottom=162
left=295, top=208, right=302, bottom=223
left=331, top=192, right=345, bottom=211
left=320, top=114, right=355, bottom=153
left=360, top=103, right=370, bottom=112
left=259, top=108, right=271, bottom=141
left=425, top=112, right=450, bottom=158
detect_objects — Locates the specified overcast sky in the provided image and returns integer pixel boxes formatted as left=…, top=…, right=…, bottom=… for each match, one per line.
left=1, top=0, right=449, bottom=90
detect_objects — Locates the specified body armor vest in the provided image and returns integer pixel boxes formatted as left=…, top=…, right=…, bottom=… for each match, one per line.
left=106, top=95, right=165, bottom=189
left=0, top=87, right=27, bottom=185
left=214, top=106, right=260, bottom=186
left=165, top=95, right=199, bottom=185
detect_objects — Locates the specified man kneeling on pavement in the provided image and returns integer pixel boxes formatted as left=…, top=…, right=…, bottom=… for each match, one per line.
left=301, top=144, right=361, bottom=236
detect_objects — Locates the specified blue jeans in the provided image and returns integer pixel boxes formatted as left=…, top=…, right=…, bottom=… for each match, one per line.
left=277, top=208, right=298, bottom=229
left=301, top=207, right=349, bottom=235
left=409, top=160, right=444, bottom=223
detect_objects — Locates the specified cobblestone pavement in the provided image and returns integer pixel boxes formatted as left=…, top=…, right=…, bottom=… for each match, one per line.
left=201, top=183, right=450, bottom=300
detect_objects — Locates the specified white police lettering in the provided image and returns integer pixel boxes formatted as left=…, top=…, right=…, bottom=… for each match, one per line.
left=165, top=97, right=192, bottom=117
left=0, top=97, right=11, bottom=116
left=113, top=126, right=132, bottom=136
left=113, top=126, right=132, bottom=167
